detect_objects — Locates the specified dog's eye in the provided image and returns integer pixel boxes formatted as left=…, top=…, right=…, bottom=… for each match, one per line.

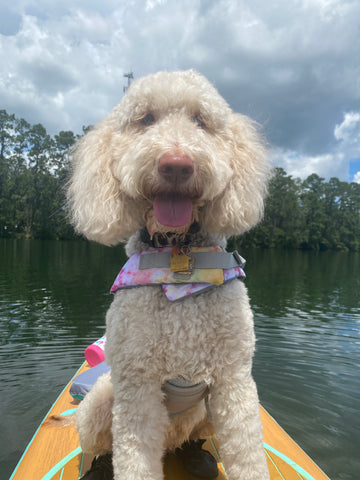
left=193, top=114, right=206, bottom=129
left=141, top=113, right=155, bottom=126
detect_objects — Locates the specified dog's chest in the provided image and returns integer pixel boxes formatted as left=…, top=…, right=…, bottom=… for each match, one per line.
left=106, top=278, right=251, bottom=381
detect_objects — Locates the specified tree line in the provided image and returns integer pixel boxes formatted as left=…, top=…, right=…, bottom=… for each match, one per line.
left=0, top=110, right=79, bottom=240
left=1, top=110, right=359, bottom=250
left=237, top=167, right=360, bottom=251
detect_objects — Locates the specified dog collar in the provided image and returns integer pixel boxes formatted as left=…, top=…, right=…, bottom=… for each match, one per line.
left=140, top=224, right=201, bottom=248
left=111, top=246, right=246, bottom=301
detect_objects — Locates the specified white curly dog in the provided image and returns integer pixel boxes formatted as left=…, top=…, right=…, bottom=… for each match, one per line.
left=68, top=70, right=270, bottom=480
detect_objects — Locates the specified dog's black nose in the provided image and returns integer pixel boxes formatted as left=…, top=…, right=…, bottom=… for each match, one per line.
left=158, top=152, right=194, bottom=184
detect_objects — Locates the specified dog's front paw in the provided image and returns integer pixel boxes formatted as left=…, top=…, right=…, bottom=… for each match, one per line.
left=175, top=439, right=218, bottom=479
left=80, top=453, right=113, bottom=480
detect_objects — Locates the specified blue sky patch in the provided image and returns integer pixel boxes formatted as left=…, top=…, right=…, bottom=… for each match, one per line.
left=349, top=159, right=360, bottom=182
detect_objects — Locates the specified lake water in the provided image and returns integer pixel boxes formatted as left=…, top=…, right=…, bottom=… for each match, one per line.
left=0, top=239, right=359, bottom=480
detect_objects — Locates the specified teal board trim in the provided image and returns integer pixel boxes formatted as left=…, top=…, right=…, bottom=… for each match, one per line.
left=264, top=443, right=316, bottom=480
left=40, top=447, right=82, bottom=480
left=9, top=363, right=86, bottom=480
left=209, top=437, right=229, bottom=480
left=60, top=408, right=78, bottom=416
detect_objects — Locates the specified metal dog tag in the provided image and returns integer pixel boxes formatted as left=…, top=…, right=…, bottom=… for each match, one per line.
left=170, top=246, right=193, bottom=276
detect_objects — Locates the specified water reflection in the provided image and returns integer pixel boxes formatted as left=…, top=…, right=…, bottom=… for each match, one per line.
left=242, top=248, right=359, bottom=315
left=241, top=248, right=360, bottom=480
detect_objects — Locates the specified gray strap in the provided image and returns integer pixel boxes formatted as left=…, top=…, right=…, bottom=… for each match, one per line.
left=139, top=250, right=245, bottom=270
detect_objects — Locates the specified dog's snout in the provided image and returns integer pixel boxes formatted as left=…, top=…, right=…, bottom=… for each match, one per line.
left=158, top=152, right=194, bottom=184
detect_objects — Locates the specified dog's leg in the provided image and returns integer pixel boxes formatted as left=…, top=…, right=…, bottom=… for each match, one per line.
left=210, top=375, right=269, bottom=480
left=76, top=371, right=114, bottom=455
left=111, top=376, right=170, bottom=480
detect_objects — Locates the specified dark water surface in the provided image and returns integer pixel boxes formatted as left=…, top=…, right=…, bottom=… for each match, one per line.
left=1, top=239, right=359, bottom=480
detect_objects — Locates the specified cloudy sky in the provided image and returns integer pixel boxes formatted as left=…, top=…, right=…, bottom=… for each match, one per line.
left=1, top=0, right=360, bottom=182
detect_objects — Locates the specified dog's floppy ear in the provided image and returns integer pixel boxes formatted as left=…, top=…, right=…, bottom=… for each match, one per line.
left=67, top=120, right=142, bottom=245
left=203, top=113, right=270, bottom=237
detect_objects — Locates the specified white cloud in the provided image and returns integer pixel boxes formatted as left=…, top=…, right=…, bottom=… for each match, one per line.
left=270, top=148, right=347, bottom=180
left=0, top=8, right=129, bottom=132
left=334, top=111, right=360, bottom=144
left=271, top=110, right=360, bottom=180
left=333, top=111, right=360, bottom=181
left=146, top=0, right=167, bottom=11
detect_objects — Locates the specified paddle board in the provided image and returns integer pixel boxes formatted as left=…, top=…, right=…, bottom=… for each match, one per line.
left=10, top=363, right=331, bottom=480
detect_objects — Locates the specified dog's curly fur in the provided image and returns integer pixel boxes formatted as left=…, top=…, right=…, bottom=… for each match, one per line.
left=67, top=70, right=270, bottom=480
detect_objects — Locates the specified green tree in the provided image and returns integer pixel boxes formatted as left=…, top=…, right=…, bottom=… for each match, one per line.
left=264, top=168, right=304, bottom=248
left=300, top=174, right=327, bottom=250
left=239, top=168, right=305, bottom=249
left=4, top=117, right=32, bottom=235
left=51, top=130, right=78, bottom=239
left=0, top=110, right=16, bottom=235
left=236, top=169, right=360, bottom=251
left=337, top=181, right=360, bottom=251
left=0, top=113, right=79, bottom=239
left=54, top=130, right=77, bottom=172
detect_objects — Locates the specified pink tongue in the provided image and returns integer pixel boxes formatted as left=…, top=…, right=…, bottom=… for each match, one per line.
left=154, top=194, right=193, bottom=227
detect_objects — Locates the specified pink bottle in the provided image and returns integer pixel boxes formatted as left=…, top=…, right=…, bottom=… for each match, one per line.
left=85, top=335, right=106, bottom=366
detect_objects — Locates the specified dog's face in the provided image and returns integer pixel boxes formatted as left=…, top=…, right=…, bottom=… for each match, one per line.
left=68, top=70, right=269, bottom=245
left=109, top=71, right=235, bottom=238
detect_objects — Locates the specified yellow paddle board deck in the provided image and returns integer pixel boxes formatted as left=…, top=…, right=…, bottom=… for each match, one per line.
left=10, top=363, right=331, bottom=480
